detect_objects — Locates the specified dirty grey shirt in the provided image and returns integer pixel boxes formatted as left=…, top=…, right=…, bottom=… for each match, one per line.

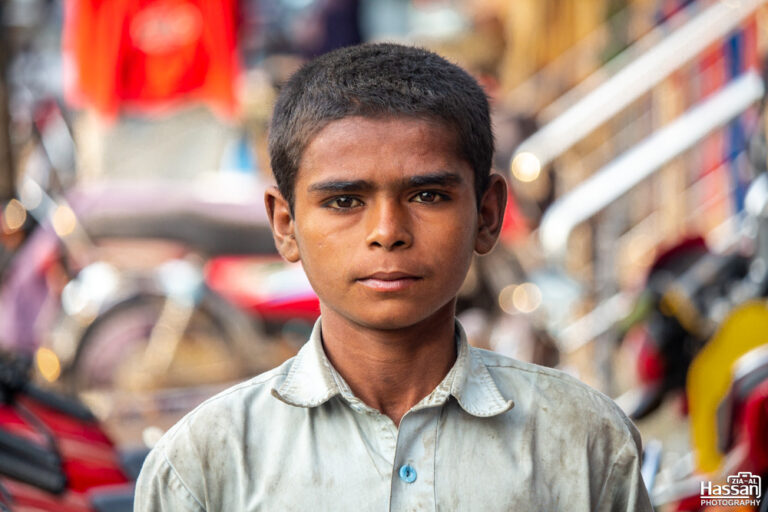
left=134, top=319, right=652, bottom=511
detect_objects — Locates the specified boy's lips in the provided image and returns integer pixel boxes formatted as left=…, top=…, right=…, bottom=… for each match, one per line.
left=356, top=271, right=422, bottom=292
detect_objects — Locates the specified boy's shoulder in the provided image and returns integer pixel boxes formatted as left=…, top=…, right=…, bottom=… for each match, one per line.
left=134, top=358, right=300, bottom=509
left=472, top=346, right=640, bottom=447
left=140, top=357, right=296, bottom=468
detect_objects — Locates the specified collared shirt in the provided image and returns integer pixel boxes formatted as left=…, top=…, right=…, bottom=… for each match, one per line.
left=135, top=319, right=653, bottom=511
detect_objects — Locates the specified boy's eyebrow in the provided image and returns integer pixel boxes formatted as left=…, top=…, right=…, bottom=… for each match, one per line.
left=404, top=171, right=464, bottom=188
left=307, top=171, right=464, bottom=194
left=308, top=179, right=373, bottom=193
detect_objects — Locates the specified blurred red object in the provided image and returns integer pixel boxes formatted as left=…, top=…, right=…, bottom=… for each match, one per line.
left=499, top=189, right=528, bottom=245
left=742, top=379, right=768, bottom=473
left=63, top=0, right=240, bottom=118
left=627, top=325, right=666, bottom=385
left=205, top=256, right=320, bottom=323
left=0, top=389, right=132, bottom=511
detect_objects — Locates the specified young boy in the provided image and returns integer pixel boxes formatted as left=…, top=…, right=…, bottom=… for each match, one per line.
left=135, top=43, right=652, bottom=511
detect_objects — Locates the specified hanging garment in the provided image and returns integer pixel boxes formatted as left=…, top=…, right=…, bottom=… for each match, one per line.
left=63, top=0, right=240, bottom=118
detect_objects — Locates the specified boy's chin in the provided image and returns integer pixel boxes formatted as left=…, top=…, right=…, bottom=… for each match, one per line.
left=324, top=302, right=456, bottom=332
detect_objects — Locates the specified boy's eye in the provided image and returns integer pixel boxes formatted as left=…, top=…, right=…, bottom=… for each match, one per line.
left=326, top=196, right=362, bottom=209
left=412, top=191, right=445, bottom=203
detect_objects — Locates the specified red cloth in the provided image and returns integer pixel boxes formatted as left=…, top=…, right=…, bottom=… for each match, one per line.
left=63, top=0, right=239, bottom=118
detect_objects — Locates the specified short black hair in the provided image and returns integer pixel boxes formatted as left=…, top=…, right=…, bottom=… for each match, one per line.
left=268, top=43, right=494, bottom=211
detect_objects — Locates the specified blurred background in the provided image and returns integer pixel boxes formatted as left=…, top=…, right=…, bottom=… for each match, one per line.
left=0, top=0, right=767, bottom=510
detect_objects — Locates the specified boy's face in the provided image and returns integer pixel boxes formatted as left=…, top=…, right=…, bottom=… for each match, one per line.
left=266, top=116, right=505, bottom=332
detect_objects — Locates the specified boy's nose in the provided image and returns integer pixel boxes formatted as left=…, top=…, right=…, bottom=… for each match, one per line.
left=365, top=200, right=413, bottom=250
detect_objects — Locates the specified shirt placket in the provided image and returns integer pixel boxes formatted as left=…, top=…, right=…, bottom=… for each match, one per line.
left=389, top=407, right=440, bottom=512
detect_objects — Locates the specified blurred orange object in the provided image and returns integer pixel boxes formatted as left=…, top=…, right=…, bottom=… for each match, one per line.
left=63, top=0, right=239, bottom=118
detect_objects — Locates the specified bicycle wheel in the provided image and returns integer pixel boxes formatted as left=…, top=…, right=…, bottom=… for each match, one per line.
left=67, top=292, right=256, bottom=395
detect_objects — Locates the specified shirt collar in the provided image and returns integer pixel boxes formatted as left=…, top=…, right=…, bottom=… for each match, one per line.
left=271, top=318, right=514, bottom=417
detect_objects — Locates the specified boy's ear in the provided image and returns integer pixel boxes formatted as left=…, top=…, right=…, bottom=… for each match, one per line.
left=474, top=173, right=508, bottom=255
left=265, top=186, right=300, bottom=262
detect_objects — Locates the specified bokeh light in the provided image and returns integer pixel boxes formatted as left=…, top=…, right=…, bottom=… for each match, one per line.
left=36, top=347, right=61, bottom=383
left=51, top=204, right=78, bottom=237
left=2, top=199, right=27, bottom=233
left=511, top=152, right=542, bottom=183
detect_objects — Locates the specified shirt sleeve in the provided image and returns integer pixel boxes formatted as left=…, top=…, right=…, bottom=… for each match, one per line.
left=594, top=429, right=654, bottom=512
left=134, top=445, right=206, bottom=512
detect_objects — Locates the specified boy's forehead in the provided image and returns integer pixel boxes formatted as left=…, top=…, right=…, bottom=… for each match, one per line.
left=295, top=116, right=469, bottom=189
left=310, top=115, right=457, bottom=144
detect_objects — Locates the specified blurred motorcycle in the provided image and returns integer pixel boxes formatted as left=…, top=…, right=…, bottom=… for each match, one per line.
left=619, top=236, right=751, bottom=420
left=627, top=173, right=768, bottom=510
left=0, top=350, right=137, bottom=512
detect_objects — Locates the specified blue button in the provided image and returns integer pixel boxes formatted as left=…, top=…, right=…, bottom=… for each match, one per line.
left=399, top=464, right=417, bottom=483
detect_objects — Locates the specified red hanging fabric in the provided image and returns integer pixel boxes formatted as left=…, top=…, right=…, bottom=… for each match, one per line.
left=63, top=0, right=239, bottom=118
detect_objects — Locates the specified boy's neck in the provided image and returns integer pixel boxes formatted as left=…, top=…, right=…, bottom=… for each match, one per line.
left=319, top=302, right=458, bottom=427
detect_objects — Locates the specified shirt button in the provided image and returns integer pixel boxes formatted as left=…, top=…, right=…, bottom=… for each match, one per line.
left=399, top=464, right=417, bottom=483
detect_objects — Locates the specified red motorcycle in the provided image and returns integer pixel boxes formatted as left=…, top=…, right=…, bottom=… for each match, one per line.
left=0, top=352, right=138, bottom=511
